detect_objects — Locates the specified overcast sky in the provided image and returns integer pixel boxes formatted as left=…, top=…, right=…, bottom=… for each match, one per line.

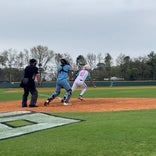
left=0, top=0, right=156, bottom=63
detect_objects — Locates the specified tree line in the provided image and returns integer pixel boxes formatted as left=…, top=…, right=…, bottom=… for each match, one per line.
left=0, top=45, right=156, bottom=82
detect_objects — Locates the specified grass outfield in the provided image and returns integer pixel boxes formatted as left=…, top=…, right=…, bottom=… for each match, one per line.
left=1, top=86, right=156, bottom=102
left=0, top=86, right=156, bottom=155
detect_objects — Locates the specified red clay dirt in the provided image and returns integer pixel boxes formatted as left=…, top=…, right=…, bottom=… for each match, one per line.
left=1, top=98, right=156, bottom=113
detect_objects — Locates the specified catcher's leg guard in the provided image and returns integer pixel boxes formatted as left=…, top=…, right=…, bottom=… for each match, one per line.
left=61, top=96, right=66, bottom=103
left=64, top=89, right=72, bottom=103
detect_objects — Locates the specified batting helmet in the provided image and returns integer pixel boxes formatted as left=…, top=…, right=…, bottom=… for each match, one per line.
left=83, top=64, right=90, bottom=70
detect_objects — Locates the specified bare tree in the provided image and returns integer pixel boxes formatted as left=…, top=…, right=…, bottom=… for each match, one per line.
left=0, top=54, right=7, bottom=68
left=54, top=53, right=63, bottom=67
left=86, top=53, right=97, bottom=70
left=1, top=49, right=18, bottom=68
left=116, top=53, right=126, bottom=66
left=97, top=53, right=104, bottom=63
left=30, top=45, right=54, bottom=70
left=0, top=49, right=20, bottom=82
left=54, top=52, right=76, bottom=68
left=14, top=51, right=30, bottom=69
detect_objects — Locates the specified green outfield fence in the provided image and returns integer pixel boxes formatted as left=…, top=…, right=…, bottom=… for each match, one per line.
left=1, top=80, right=156, bottom=88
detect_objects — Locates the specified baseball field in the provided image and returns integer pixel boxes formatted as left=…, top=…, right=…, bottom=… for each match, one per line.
left=1, top=86, right=156, bottom=156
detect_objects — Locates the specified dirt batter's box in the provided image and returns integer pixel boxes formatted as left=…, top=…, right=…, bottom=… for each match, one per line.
left=0, top=111, right=81, bottom=140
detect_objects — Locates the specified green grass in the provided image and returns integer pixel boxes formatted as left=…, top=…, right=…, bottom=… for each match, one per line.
left=1, top=86, right=156, bottom=156
left=38, top=86, right=156, bottom=98
left=1, top=86, right=156, bottom=102
left=1, top=111, right=156, bottom=156
left=5, top=120, right=34, bottom=128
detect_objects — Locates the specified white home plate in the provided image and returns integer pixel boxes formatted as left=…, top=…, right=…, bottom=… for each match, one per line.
left=0, top=111, right=81, bottom=140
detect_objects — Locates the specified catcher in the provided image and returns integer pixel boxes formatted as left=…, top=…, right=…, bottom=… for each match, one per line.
left=44, top=58, right=72, bottom=106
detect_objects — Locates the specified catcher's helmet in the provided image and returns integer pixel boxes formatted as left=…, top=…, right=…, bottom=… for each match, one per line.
left=60, top=59, right=69, bottom=65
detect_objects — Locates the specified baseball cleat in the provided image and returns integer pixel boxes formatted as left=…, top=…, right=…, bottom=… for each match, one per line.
left=61, top=99, right=64, bottom=103
left=63, top=102, right=72, bottom=106
left=44, top=100, right=50, bottom=106
left=78, top=96, right=83, bottom=101
left=61, top=96, right=66, bottom=103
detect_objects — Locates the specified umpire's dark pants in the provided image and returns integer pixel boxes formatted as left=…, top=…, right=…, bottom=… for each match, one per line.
left=22, top=85, right=38, bottom=107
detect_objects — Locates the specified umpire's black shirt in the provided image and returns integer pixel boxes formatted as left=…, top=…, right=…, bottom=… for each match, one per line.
left=24, top=65, right=39, bottom=87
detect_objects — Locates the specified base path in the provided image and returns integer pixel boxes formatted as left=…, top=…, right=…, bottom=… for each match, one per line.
left=0, top=98, right=156, bottom=113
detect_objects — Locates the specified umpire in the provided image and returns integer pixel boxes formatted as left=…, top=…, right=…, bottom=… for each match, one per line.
left=21, top=59, right=41, bottom=107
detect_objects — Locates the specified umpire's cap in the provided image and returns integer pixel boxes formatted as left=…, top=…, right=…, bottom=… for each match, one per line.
left=29, top=59, right=37, bottom=65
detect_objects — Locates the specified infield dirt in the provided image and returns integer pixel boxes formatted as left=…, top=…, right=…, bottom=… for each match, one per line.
left=0, top=98, right=156, bottom=113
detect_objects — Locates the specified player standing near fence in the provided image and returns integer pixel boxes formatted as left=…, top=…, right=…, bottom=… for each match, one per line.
left=44, top=58, right=72, bottom=106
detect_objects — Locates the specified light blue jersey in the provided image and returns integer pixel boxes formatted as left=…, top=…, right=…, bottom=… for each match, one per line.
left=47, top=64, right=72, bottom=104
left=57, top=65, right=72, bottom=80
